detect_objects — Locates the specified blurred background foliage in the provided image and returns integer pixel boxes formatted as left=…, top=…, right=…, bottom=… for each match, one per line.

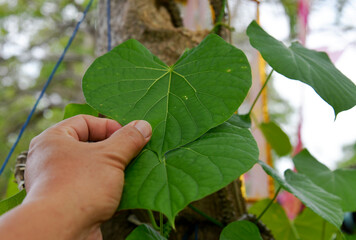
left=0, top=0, right=355, bottom=200
left=0, top=0, right=97, bottom=197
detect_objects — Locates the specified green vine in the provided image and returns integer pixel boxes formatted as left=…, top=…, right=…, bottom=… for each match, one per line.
left=147, top=210, right=160, bottom=231
left=256, top=186, right=281, bottom=221
left=248, top=69, right=274, bottom=116
left=188, top=204, right=224, bottom=228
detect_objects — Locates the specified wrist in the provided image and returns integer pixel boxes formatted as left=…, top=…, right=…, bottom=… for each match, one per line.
left=21, top=191, right=99, bottom=240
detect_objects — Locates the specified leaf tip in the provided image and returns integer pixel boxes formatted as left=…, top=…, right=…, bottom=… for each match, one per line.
left=246, top=20, right=259, bottom=34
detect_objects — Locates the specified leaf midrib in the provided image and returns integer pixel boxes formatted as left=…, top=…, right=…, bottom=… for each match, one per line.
left=158, top=69, right=172, bottom=161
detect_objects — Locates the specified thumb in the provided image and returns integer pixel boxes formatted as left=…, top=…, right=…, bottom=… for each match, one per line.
left=99, top=120, right=152, bottom=168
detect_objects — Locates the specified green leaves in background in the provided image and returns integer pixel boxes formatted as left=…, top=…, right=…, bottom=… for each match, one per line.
left=63, top=103, right=98, bottom=119
left=249, top=199, right=298, bottom=240
left=5, top=175, right=20, bottom=198
left=345, top=234, right=356, bottom=240
left=220, top=220, right=262, bottom=240
left=249, top=199, right=340, bottom=240
left=126, top=224, right=166, bottom=240
left=293, top=149, right=356, bottom=212
left=83, top=34, right=256, bottom=224
left=259, top=121, right=292, bottom=156
left=0, top=190, right=26, bottom=215
left=259, top=161, right=343, bottom=227
left=294, top=208, right=340, bottom=240
left=83, top=34, right=251, bottom=156
left=120, top=122, right=258, bottom=224
left=247, top=20, right=356, bottom=116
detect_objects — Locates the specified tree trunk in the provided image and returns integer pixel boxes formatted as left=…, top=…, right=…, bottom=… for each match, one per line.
left=97, top=1, right=247, bottom=239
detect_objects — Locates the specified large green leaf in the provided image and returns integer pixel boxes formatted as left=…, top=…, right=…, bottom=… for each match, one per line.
left=249, top=199, right=298, bottom=240
left=259, top=121, right=292, bottom=156
left=0, top=190, right=26, bottom=215
left=126, top=224, right=166, bottom=240
left=294, top=208, right=340, bottom=240
left=259, top=161, right=343, bottom=227
left=120, top=122, right=258, bottom=224
left=83, top=34, right=255, bottom=224
left=293, top=149, right=356, bottom=212
left=219, top=220, right=263, bottom=240
left=247, top=20, right=356, bottom=116
left=83, top=34, right=251, bottom=156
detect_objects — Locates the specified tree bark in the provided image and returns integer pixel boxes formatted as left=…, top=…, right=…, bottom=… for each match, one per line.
left=97, top=1, right=247, bottom=239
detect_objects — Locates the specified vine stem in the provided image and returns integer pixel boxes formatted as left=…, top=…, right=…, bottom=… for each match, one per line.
left=321, top=220, right=326, bottom=240
left=159, top=212, right=164, bottom=235
left=256, top=186, right=281, bottom=221
left=248, top=69, right=274, bottom=116
left=226, top=0, right=232, bottom=44
left=212, top=0, right=227, bottom=34
left=291, top=223, right=301, bottom=240
left=147, top=210, right=160, bottom=231
left=188, top=204, right=224, bottom=228
left=217, top=0, right=227, bottom=24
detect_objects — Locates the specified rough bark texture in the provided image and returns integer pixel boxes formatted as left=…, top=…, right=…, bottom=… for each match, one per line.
left=97, top=1, right=247, bottom=239
left=95, top=0, right=208, bottom=65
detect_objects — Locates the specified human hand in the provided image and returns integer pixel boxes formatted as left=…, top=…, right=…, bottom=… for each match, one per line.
left=23, top=115, right=151, bottom=239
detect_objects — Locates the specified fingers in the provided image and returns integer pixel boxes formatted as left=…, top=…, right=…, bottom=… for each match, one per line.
left=45, top=115, right=152, bottom=168
left=54, top=115, right=122, bottom=142
left=100, top=120, right=152, bottom=167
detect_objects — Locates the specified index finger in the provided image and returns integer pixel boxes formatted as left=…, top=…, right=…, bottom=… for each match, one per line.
left=54, top=115, right=122, bottom=142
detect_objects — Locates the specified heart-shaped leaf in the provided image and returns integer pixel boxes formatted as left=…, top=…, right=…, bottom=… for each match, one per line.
left=259, top=121, right=292, bottom=156
left=249, top=199, right=298, bottom=240
left=83, top=34, right=256, bottom=224
left=120, top=122, right=258, bottom=224
left=293, top=149, right=356, bottom=212
left=126, top=224, right=166, bottom=240
left=247, top=20, right=356, bottom=116
left=259, top=161, right=343, bottom=227
left=83, top=34, right=251, bottom=156
left=220, top=220, right=263, bottom=240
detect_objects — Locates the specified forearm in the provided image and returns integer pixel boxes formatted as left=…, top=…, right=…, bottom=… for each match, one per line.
left=0, top=198, right=95, bottom=240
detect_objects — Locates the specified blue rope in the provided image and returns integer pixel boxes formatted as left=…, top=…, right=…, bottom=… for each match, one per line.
left=107, top=0, right=112, bottom=51
left=194, top=224, right=199, bottom=240
left=0, top=0, right=94, bottom=176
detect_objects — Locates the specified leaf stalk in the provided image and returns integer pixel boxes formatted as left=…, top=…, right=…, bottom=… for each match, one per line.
left=248, top=69, right=274, bottom=116
left=212, top=0, right=227, bottom=34
left=188, top=204, right=224, bottom=228
left=256, top=185, right=281, bottom=221
left=321, top=220, right=326, bottom=240
left=147, top=210, right=160, bottom=231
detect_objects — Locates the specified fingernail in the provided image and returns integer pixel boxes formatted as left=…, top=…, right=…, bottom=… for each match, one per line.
left=131, top=120, right=152, bottom=138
